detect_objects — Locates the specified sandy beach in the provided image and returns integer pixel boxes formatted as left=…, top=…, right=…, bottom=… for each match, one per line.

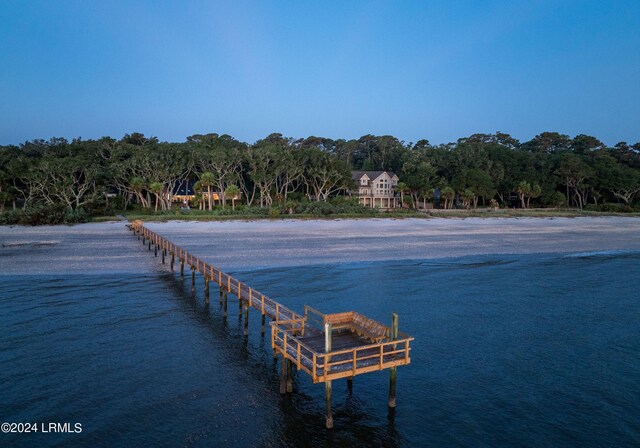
left=1, top=217, right=639, bottom=274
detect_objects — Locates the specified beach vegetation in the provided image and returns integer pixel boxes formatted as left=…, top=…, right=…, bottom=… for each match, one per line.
left=1, top=132, right=639, bottom=224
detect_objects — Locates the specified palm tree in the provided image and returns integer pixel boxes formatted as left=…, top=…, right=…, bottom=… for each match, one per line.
left=225, top=185, right=240, bottom=211
left=193, top=180, right=204, bottom=210
left=149, top=182, right=163, bottom=212
left=528, top=184, right=542, bottom=208
left=517, top=181, right=532, bottom=209
left=396, top=181, right=408, bottom=208
left=441, top=186, right=455, bottom=209
left=199, top=172, right=215, bottom=211
left=461, top=189, right=474, bottom=209
left=130, top=177, right=149, bottom=208
left=421, top=188, right=434, bottom=210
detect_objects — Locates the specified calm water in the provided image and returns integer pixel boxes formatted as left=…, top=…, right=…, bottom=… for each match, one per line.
left=1, top=250, right=639, bottom=447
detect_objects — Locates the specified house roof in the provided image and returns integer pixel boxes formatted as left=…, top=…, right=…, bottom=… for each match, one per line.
left=352, top=171, right=398, bottom=181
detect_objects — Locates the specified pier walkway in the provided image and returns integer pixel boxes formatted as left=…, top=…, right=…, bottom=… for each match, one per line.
left=129, top=220, right=413, bottom=428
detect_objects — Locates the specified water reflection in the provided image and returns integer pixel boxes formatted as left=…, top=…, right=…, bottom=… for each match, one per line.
left=157, top=270, right=405, bottom=447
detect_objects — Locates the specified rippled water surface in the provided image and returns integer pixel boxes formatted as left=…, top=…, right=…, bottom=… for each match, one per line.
left=1, top=222, right=640, bottom=447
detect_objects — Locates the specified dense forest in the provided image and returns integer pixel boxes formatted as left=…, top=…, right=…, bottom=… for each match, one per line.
left=1, top=131, right=639, bottom=224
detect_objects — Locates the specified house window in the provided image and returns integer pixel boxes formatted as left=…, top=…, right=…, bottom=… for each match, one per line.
left=361, top=178, right=367, bottom=185
left=378, top=179, right=391, bottom=195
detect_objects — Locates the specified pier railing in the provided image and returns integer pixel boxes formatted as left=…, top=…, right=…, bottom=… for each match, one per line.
left=271, top=320, right=412, bottom=383
left=130, top=220, right=302, bottom=322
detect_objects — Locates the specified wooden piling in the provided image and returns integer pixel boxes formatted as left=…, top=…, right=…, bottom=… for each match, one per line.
left=388, top=312, right=398, bottom=408
left=170, top=253, right=174, bottom=271
left=325, top=322, right=333, bottom=429
left=280, top=355, right=287, bottom=394
left=148, top=240, right=151, bottom=251
left=161, top=248, right=165, bottom=264
left=347, top=377, right=353, bottom=393
left=154, top=244, right=157, bottom=257
left=204, top=278, right=210, bottom=304
left=286, top=359, right=293, bottom=393
left=239, top=296, right=243, bottom=317
left=222, top=287, right=228, bottom=317
left=261, top=313, right=266, bottom=336
left=180, top=259, right=184, bottom=278
left=243, top=304, right=249, bottom=336
left=191, top=266, right=196, bottom=292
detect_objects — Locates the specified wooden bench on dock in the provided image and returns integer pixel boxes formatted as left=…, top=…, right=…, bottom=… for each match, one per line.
left=306, top=306, right=389, bottom=344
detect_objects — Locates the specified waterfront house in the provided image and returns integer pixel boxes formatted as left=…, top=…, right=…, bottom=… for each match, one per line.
left=172, top=179, right=240, bottom=206
left=350, top=171, right=400, bottom=209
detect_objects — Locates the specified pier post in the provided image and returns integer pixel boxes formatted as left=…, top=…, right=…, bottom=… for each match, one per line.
left=280, top=355, right=287, bottom=395
left=222, top=287, right=228, bottom=318
left=347, top=378, right=353, bottom=393
left=243, top=304, right=249, bottom=336
left=170, top=253, right=174, bottom=271
left=204, top=278, right=210, bottom=304
left=286, top=359, right=293, bottom=393
left=162, top=248, right=165, bottom=264
left=180, top=259, right=184, bottom=278
left=388, top=312, right=398, bottom=408
left=325, top=322, right=333, bottom=429
left=148, top=240, right=151, bottom=251
left=261, top=313, right=266, bottom=336
left=239, top=297, right=243, bottom=317
left=154, top=244, right=157, bottom=257
left=191, top=266, right=196, bottom=292
left=142, top=235, right=145, bottom=245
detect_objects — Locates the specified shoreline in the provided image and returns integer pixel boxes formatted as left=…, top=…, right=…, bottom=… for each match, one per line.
left=2, top=216, right=639, bottom=275
left=144, top=216, right=640, bottom=272
left=88, top=209, right=640, bottom=224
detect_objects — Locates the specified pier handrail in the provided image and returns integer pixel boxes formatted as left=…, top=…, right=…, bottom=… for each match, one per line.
left=131, top=220, right=303, bottom=322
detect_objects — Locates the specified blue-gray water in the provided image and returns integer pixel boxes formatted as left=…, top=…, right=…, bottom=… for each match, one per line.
left=1, top=249, right=640, bottom=447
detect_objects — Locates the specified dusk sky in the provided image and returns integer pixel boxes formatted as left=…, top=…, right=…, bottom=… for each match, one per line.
left=1, top=0, right=639, bottom=146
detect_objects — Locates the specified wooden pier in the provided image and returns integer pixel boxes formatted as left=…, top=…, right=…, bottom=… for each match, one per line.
left=129, top=220, right=413, bottom=428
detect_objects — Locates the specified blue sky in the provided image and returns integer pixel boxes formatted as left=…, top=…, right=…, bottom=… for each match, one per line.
left=1, top=0, right=639, bottom=145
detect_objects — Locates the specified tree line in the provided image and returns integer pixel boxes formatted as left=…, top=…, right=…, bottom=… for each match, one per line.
left=1, top=131, right=639, bottom=219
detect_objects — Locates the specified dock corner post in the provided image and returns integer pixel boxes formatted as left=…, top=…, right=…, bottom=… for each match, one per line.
left=204, top=278, right=210, bottom=304
left=191, top=266, right=196, bottom=292
left=238, top=297, right=243, bottom=317
left=325, top=322, right=333, bottom=429
left=243, top=304, right=249, bottom=336
left=388, top=312, right=399, bottom=409
left=261, top=313, right=266, bottom=336
left=286, top=359, right=293, bottom=393
left=280, top=355, right=287, bottom=395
